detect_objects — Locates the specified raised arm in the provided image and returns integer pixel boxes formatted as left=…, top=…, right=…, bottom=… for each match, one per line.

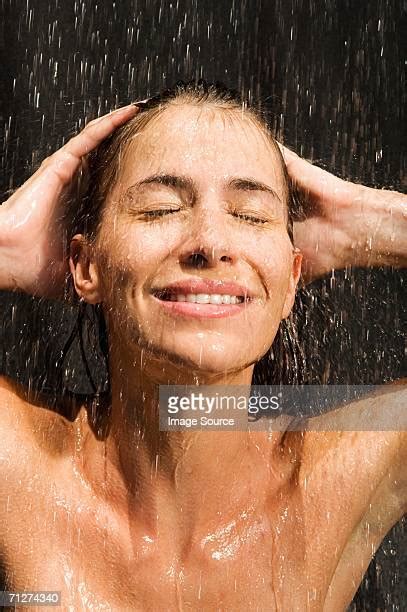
left=304, top=378, right=407, bottom=513
left=0, top=104, right=138, bottom=299
left=280, top=145, right=407, bottom=283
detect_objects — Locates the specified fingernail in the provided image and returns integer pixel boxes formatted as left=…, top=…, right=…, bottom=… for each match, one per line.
left=132, top=98, right=150, bottom=106
left=112, top=104, right=138, bottom=114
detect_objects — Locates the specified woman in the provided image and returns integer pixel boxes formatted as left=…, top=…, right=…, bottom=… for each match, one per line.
left=0, top=81, right=405, bottom=610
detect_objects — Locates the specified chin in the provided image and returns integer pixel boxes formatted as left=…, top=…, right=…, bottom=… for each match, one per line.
left=151, top=342, right=255, bottom=377
left=118, top=318, right=261, bottom=377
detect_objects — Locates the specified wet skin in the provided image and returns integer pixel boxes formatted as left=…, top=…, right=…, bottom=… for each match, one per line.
left=0, top=104, right=406, bottom=611
left=0, top=376, right=405, bottom=611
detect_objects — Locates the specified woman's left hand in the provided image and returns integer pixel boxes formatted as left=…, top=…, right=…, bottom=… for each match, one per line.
left=279, top=144, right=407, bottom=284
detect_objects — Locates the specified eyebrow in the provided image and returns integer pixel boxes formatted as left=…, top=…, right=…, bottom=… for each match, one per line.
left=125, top=174, right=282, bottom=203
left=228, top=177, right=282, bottom=203
left=136, top=174, right=194, bottom=191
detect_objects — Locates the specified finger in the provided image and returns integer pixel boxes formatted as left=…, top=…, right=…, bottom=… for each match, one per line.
left=63, top=104, right=139, bottom=159
left=277, top=142, right=310, bottom=171
left=277, top=143, right=322, bottom=185
left=277, top=141, right=343, bottom=193
left=277, top=142, right=298, bottom=160
left=33, top=105, right=139, bottom=185
left=1, top=105, right=139, bottom=206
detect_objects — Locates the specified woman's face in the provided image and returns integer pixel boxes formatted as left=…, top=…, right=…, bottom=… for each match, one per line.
left=77, top=104, right=302, bottom=375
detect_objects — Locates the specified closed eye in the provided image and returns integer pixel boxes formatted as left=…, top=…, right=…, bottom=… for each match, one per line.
left=231, top=212, right=268, bottom=225
left=141, top=208, right=181, bottom=218
left=139, top=209, right=268, bottom=224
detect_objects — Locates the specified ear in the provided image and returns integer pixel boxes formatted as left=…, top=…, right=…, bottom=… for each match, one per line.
left=281, top=248, right=303, bottom=319
left=69, top=234, right=103, bottom=304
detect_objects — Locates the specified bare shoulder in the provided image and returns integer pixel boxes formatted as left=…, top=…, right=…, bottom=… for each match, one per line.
left=297, top=382, right=406, bottom=605
left=305, top=380, right=407, bottom=432
left=301, top=379, right=407, bottom=511
left=0, top=375, right=78, bottom=474
left=0, top=376, right=80, bottom=571
left=0, top=376, right=37, bottom=513
left=0, top=374, right=31, bottom=441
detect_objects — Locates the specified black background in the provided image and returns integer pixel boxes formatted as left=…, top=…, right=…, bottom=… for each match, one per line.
left=0, top=0, right=406, bottom=608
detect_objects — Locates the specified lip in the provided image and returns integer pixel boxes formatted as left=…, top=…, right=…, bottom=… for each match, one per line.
left=150, top=278, right=257, bottom=319
left=150, top=278, right=255, bottom=300
left=150, top=294, right=252, bottom=318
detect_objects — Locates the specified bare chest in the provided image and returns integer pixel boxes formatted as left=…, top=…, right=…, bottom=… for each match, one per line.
left=2, top=511, right=320, bottom=610
left=1, top=476, right=362, bottom=612
left=0, top=430, right=398, bottom=611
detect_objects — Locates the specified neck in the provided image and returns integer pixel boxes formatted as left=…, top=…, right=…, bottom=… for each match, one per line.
left=77, top=344, right=290, bottom=538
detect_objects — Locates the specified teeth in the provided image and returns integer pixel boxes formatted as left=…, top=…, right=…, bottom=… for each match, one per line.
left=167, top=293, right=244, bottom=304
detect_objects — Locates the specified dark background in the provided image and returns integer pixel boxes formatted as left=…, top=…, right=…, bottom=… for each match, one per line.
left=0, top=0, right=406, bottom=608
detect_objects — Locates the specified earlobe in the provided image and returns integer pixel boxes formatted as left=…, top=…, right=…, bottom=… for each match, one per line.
left=69, top=234, right=103, bottom=304
left=281, top=249, right=303, bottom=319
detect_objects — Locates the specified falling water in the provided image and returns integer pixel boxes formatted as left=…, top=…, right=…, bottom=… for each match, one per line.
left=0, top=0, right=405, bottom=609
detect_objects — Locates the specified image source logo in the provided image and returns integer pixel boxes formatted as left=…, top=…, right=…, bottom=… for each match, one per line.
left=159, top=385, right=283, bottom=431
left=158, top=384, right=404, bottom=432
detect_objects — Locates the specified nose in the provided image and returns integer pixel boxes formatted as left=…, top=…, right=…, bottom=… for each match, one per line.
left=177, top=209, right=236, bottom=270
left=179, top=247, right=233, bottom=269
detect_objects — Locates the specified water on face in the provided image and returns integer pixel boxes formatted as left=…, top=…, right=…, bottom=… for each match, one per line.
left=0, top=0, right=405, bottom=608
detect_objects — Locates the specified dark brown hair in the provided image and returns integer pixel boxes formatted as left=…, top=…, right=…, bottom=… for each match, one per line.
left=61, top=80, right=304, bottom=414
left=71, top=79, right=297, bottom=246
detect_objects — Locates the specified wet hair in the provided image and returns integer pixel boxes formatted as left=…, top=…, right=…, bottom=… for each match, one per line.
left=60, top=80, right=305, bottom=417
left=71, top=79, right=296, bottom=245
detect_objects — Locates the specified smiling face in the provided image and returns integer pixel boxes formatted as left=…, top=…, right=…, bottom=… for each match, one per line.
left=71, top=104, right=302, bottom=379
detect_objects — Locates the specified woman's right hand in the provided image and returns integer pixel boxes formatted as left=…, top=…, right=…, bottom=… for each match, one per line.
left=0, top=104, right=138, bottom=298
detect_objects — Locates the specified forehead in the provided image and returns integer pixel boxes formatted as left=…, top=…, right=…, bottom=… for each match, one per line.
left=119, top=104, right=285, bottom=191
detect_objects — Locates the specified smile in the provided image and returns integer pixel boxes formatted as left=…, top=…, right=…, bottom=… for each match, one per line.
left=150, top=277, right=256, bottom=318
left=154, top=291, right=246, bottom=304
left=151, top=291, right=252, bottom=319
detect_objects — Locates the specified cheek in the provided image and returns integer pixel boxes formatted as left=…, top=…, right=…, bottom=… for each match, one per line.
left=97, top=223, right=175, bottom=293
left=253, top=236, right=293, bottom=302
left=121, top=225, right=177, bottom=270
